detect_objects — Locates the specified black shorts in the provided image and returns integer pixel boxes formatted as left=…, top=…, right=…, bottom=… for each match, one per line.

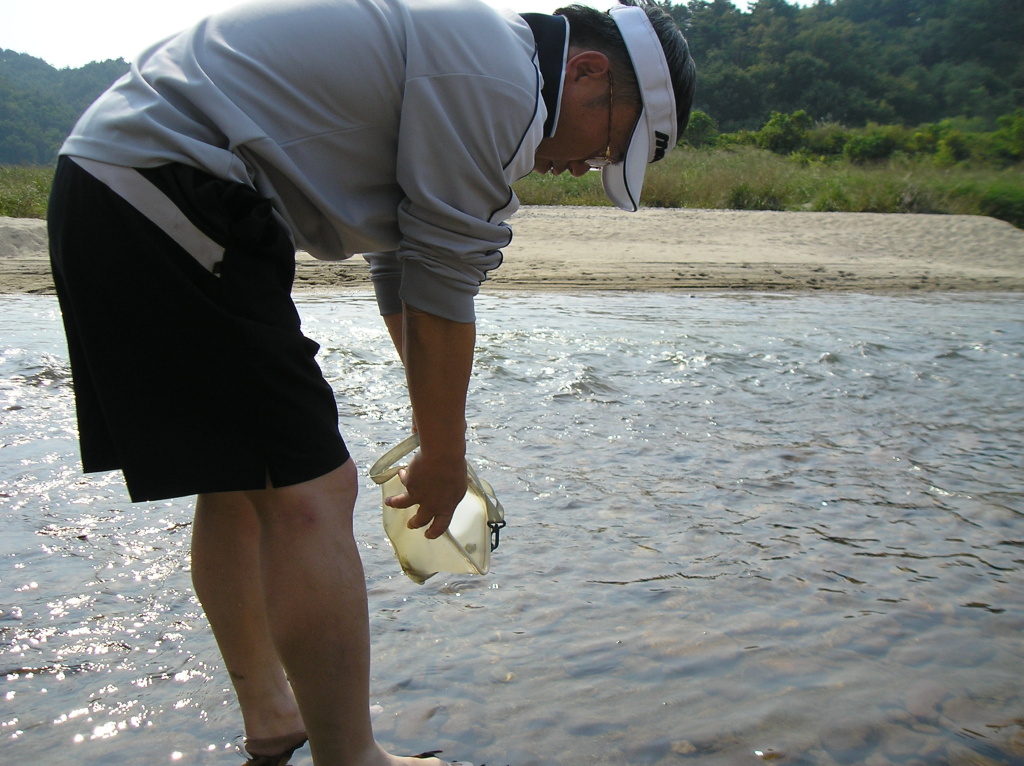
left=48, top=156, right=350, bottom=502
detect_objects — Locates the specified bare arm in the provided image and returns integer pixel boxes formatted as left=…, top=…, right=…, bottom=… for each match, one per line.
left=383, top=303, right=475, bottom=538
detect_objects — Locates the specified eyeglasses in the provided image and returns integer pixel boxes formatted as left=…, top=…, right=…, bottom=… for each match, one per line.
left=585, top=71, right=616, bottom=168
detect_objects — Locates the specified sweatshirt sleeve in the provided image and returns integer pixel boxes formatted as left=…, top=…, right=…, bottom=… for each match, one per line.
left=392, top=72, right=539, bottom=323
left=363, top=251, right=404, bottom=316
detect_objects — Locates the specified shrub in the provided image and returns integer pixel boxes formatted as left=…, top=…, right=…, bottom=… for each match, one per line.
left=756, top=110, right=813, bottom=155
left=908, top=129, right=939, bottom=155
left=978, top=182, right=1024, bottom=228
left=992, top=110, right=1024, bottom=163
left=0, top=164, right=53, bottom=218
left=934, top=130, right=972, bottom=165
left=843, top=124, right=910, bottom=163
left=683, top=110, right=719, bottom=148
left=805, top=122, right=851, bottom=157
left=844, top=133, right=893, bottom=163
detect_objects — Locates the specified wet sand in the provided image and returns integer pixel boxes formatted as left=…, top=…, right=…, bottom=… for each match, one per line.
left=4, top=207, right=1023, bottom=294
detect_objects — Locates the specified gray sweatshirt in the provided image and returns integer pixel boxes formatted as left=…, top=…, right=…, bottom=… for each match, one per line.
left=61, top=0, right=568, bottom=322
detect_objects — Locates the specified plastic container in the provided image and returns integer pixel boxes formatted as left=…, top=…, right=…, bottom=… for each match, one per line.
left=369, top=435, right=505, bottom=584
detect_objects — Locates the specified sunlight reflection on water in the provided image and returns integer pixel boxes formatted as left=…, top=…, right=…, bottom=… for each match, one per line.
left=1, top=292, right=1022, bottom=765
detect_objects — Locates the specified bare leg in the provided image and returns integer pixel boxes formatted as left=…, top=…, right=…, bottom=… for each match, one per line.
left=195, top=459, right=450, bottom=766
left=192, top=490, right=305, bottom=741
left=244, top=459, right=378, bottom=763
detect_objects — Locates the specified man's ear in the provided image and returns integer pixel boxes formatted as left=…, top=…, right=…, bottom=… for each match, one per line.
left=565, top=50, right=611, bottom=83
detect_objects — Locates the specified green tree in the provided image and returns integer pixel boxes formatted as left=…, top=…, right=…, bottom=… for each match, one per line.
left=991, top=110, right=1024, bottom=163
left=757, top=110, right=813, bottom=153
left=672, top=0, right=1022, bottom=130
left=682, top=109, right=720, bottom=147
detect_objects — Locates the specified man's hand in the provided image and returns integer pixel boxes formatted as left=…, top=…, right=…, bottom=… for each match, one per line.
left=385, top=451, right=467, bottom=539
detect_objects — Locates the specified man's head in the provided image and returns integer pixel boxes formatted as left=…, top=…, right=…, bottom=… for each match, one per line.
left=532, top=1, right=696, bottom=212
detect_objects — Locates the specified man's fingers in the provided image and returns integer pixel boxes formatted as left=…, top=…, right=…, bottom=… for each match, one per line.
left=384, top=469, right=414, bottom=509
left=384, top=491, right=413, bottom=509
left=425, top=516, right=450, bottom=540
left=385, top=495, right=447, bottom=537
left=406, top=507, right=451, bottom=538
left=405, top=505, right=429, bottom=529
left=387, top=461, right=464, bottom=538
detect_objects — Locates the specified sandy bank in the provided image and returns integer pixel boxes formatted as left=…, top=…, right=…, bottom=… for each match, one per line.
left=3, top=207, right=1022, bottom=295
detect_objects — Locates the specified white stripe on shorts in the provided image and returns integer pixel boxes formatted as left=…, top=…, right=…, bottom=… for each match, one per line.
left=68, top=156, right=225, bottom=274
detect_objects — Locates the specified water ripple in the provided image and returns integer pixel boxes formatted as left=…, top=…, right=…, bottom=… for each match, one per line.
left=1, top=292, right=1022, bottom=765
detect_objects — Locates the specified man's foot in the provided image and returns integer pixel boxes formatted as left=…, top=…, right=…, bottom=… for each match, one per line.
left=243, top=730, right=308, bottom=765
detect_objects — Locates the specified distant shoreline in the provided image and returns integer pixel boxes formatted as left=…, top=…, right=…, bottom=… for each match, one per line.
left=3, top=207, right=1023, bottom=295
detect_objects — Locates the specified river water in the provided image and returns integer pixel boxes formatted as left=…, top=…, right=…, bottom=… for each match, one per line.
left=1, top=291, right=1022, bottom=766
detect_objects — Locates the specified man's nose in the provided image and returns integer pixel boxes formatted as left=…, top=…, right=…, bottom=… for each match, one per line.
left=566, top=161, right=592, bottom=177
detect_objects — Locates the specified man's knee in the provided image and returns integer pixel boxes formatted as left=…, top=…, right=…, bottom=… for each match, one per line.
left=247, top=459, right=358, bottom=529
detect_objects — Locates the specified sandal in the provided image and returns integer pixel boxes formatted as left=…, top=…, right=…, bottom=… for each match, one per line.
left=411, top=750, right=474, bottom=765
left=243, top=731, right=308, bottom=765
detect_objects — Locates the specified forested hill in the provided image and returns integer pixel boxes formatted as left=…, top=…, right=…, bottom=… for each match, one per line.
left=2, top=0, right=1023, bottom=165
left=672, top=0, right=1023, bottom=131
left=0, top=51, right=128, bottom=165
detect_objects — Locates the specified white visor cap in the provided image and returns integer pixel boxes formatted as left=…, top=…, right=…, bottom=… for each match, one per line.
left=602, top=5, right=678, bottom=212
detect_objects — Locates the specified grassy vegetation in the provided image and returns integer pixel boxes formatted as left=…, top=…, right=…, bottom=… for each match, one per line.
left=0, top=165, right=53, bottom=219
left=514, top=109, right=1024, bottom=228
left=2, top=145, right=1021, bottom=230
left=513, top=146, right=1024, bottom=226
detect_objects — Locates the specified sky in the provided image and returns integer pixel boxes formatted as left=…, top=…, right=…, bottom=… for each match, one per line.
left=0, top=0, right=769, bottom=70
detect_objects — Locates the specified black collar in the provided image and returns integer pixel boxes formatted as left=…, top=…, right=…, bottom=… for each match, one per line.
left=521, top=13, right=569, bottom=137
